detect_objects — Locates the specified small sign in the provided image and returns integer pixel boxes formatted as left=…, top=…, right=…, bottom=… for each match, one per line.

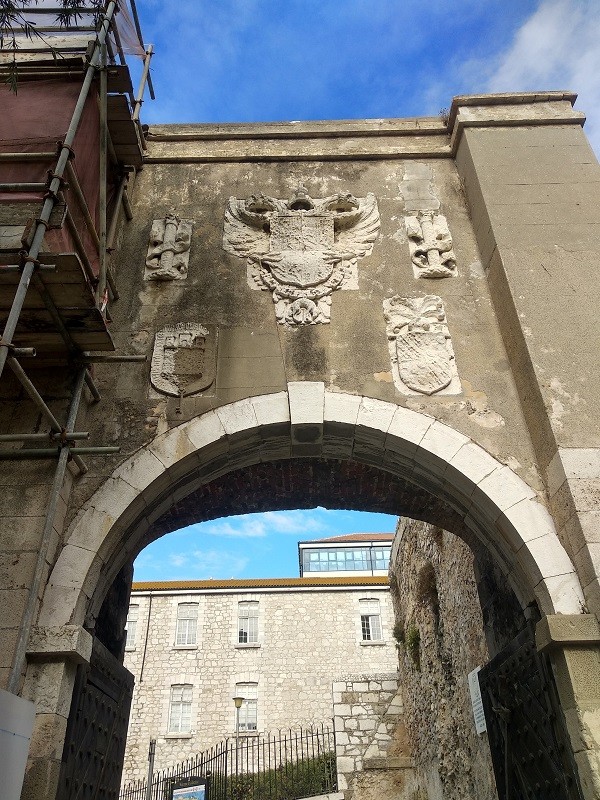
left=171, top=776, right=206, bottom=800
left=468, top=666, right=487, bottom=734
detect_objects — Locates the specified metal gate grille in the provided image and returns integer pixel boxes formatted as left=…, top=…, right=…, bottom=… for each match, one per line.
left=478, top=623, right=583, bottom=800
left=58, top=637, right=134, bottom=799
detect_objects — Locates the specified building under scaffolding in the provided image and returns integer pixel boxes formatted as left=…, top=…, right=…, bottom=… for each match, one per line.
left=0, top=2, right=152, bottom=790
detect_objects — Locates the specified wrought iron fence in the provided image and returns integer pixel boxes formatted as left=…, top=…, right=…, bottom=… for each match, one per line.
left=120, top=723, right=337, bottom=800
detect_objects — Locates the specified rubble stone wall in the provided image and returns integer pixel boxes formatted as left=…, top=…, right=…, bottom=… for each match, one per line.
left=389, top=518, right=499, bottom=800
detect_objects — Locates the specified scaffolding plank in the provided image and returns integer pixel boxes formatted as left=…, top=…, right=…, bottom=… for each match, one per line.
left=0, top=252, right=114, bottom=353
left=106, top=65, right=134, bottom=96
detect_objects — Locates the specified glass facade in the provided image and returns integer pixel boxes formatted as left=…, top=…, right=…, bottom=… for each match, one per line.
left=301, top=546, right=391, bottom=573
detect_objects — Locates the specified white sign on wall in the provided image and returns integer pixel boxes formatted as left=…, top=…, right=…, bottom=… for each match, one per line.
left=0, top=688, right=36, bottom=800
left=468, top=666, right=487, bottom=734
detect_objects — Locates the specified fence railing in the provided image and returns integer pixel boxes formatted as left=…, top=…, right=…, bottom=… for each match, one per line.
left=120, top=724, right=337, bottom=800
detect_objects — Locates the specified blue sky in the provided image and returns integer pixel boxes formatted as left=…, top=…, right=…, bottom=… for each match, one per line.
left=134, top=0, right=600, bottom=152
left=132, top=0, right=599, bottom=581
left=134, top=510, right=397, bottom=581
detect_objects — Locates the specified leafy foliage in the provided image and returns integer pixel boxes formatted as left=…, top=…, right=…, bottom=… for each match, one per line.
left=226, top=752, right=337, bottom=800
left=1, top=0, right=103, bottom=91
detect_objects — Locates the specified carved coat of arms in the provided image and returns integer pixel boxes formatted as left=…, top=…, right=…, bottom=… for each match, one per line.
left=151, top=323, right=217, bottom=396
left=383, top=295, right=460, bottom=395
left=223, top=186, right=380, bottom=325
left=145, top=208, right=193, bottom=281
left=405, top=212, right=456, bottom=279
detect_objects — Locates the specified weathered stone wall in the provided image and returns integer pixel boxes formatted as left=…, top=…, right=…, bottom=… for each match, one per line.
left=122, top=585, right=396, bottom=783
left=333, top=674, right=417, bottom=800
left=389, top=518, right=498, bottom=800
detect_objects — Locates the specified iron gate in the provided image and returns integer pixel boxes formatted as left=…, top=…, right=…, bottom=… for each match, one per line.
left=478, top=622, right=583, bottom=800
left=57, top=637, right=135, bottom=799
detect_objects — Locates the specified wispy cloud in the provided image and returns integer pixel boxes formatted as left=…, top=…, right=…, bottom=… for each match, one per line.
left=163, top=549, right=250, bottom=579
left=485, top=0, right=600, bottom=151
left=198, top=509, right=332, bottom=539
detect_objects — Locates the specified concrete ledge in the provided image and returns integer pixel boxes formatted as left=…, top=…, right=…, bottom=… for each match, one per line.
left=27, top=625, right=92, bottom=665
left=536, top=614, right=600, bottom=652
left=363, top=756, right=414, bottom=770
left=301, top=793, right=344, bottom=800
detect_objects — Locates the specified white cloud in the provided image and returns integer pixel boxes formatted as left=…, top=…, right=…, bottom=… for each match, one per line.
left=165, top=548, right=249, bottom=578
left=202, top=519, right=267, bottom=538
left=486, top=0, right=600, bottom=153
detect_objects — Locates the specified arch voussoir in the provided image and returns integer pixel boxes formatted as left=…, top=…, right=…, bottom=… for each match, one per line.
left=41, top=388, right=586, bottom=632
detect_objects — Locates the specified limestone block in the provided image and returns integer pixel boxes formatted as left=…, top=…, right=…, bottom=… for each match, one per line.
left=418, top=421, right=470, bottom=467
left=445, top=442, right=499, bottom=495
left=251, top=392, right=290, bottom=428
left=147, top=426, right=200, bottom=470
left=324, top=392, right=361, bottom=429
left=288, top=381, right=324, bottom=451
left=184, top=410, right=226, bottom=451
left=534, top=573, right=586, bottom=616
left=386, top=409, right=434, bottom=459
left=355, top=398, right=396, bottom=443
left=496, top=498, right=559, bottom=552
left=474, top=465, right=537, bottom=515
left=215, top=398, right=259, bottom=436
left=27, top=625, right=93, bottom=666
left=536, top=615, right=600, bottom=651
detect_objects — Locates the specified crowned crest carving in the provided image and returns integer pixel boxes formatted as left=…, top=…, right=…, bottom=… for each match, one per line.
left=405, top=212, right=456, bottom=279
left=151, top=323, right=217, bottom=396
left=383, top=295, right=460, bottom=395
left=223, top=186, right=380, bottom=324
left=145, top=208, right=193, bottom=281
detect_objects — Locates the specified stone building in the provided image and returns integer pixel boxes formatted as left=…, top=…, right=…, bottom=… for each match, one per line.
left=2, top=6, right=600, bottom=797
left=121, top=534, right=397, bottom=783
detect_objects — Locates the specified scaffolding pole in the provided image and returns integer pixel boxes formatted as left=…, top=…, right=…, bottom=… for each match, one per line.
left=0, top=0, right=118, bottom=382
left=7, top=367, right=88, bottom=694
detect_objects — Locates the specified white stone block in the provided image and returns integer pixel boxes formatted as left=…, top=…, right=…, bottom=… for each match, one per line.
left=535, top=573, right=585, bottom=615
left=324, top=392, right=361, bottom=427
left=477, top=465, right=537, bottom=513
left=496, top=498, right=558, bottom=552
left=447, top=441, right=499, bottom=493
left=418, top=421, right=470, bottom=464
left=251, top=392, right=290, bottom=427
left=356, top=397, right=396, bottom=436
left=559, top=447, right=600, bottom=481
left=216, top=398, right=259, bottom=435
left=115, top=449, right=166, bottom=492
left=385, top=406, right=434, bottom=452
left=288, top=381, right=325, bottom=426
left=89, top=476, right=141, bottom=519
left=519, top=533, right=576, bottom=581
left=185, top=410, right=226, bottom=450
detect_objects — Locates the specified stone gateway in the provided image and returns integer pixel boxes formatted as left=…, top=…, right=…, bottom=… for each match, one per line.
left=1, top=20, right=600, bottom=798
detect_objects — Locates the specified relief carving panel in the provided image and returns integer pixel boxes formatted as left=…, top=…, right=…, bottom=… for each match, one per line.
left=383, top=295, right=460, bottom=395
left=151, top=323, right=217, bottom=396
left=405, top=211, right=457, bottom=279
left=145, top=208, right=193, bottom=281
left=223, top=186, right=380, bottom=325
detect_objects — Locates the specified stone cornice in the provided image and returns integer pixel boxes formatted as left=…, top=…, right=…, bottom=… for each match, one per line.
left=448, top=91, right=585, bottom=155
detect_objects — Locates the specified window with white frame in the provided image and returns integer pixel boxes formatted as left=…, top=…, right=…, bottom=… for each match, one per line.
left=235, top=682, right=258, bottom=731
left=237, top=601, right=259, bottom=644
left=360, top=598, right=383, bottom=641
left=125, top=604, right=139, bottom=649
left=168, top=684, right=193, bottom=734
left=175, top=603, right=198, bottom=646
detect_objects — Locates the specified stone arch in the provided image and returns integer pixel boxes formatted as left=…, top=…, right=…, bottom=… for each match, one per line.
left=39, top=384, right=584, bottom=632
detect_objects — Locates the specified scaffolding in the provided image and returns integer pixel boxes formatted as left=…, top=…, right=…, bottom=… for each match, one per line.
left=0, top=0, right=152, bottom=693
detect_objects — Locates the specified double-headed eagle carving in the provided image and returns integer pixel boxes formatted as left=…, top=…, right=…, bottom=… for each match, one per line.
left=223, top=186, right=380, bottom=325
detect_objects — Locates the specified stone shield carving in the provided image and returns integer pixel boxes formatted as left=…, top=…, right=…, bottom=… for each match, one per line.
left=405, top=211, right=456, bottom=279
left=151, top=323, right=217, bottom=396
left=383, top=295, right=460, bottom=395
left=223, top=186, right=380, bottom=325
left=145, top=208, right=193, bottom=281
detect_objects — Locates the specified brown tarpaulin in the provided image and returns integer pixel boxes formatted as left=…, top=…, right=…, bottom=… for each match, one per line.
left=1, top=79, right=103, bottom=275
